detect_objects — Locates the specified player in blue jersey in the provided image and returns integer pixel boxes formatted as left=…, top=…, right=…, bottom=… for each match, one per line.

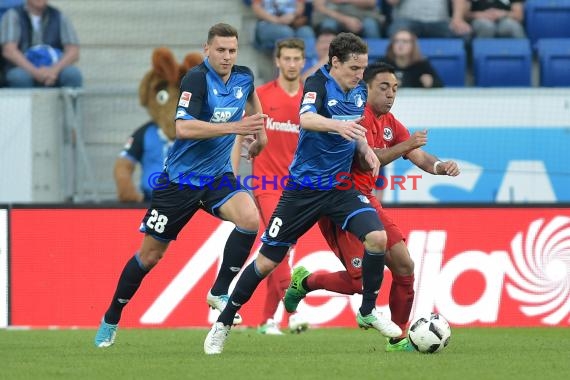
left=95, top=23, right=267, bottom=348
left=204, top=32, right=402, bottom=355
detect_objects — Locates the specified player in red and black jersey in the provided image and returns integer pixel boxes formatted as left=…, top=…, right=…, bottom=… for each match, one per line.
left=284, top=61, right=460, bottom=351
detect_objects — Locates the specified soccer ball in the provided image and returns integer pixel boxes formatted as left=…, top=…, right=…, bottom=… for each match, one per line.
left=408, top=313, right=451, bottom=353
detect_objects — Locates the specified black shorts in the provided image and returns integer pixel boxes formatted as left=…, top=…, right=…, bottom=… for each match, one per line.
left=259, top=186, right=383, bottom=262
left=139, top=173, right=249, bottom=241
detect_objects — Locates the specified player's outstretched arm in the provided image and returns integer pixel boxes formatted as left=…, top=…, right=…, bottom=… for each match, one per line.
left=374, top=130, right=427, bottom=166
left=407, top=149, right=461, bottom=176
left=175, top=114, right=266, bottom=140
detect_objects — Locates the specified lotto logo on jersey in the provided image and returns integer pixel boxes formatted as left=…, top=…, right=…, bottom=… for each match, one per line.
left=302, top=92, right=316, bottom=104
left=178, top=91, right=192, bottom=107
left=210, top=107, right=239, bottom=123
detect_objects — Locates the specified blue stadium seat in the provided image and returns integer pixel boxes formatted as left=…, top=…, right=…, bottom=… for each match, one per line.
left=418, top=39, right=466, bottom=87
left=303, top=37, right=317, bottom=72
left=472, top=39, right=532, bottom=87
left=537, top=38, right=570, bottom=87
left=366, top=38, right=389, bottom=62
left=525, top=0, right=570, bottom=47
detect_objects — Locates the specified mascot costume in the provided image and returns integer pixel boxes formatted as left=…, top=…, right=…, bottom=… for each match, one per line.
left=114, top=47, right=203, bottom=202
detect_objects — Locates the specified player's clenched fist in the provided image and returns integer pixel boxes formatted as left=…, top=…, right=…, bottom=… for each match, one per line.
left=336, top=116, right=367, bottom=142
left=235, top=113, right=267, bottom=135
left=438, top=161, right=460, bottom=176
left=406, top=130, right=428, bottom=150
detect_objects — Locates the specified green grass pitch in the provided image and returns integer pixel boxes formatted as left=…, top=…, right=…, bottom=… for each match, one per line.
left=1, top=327, right=568, bottom=379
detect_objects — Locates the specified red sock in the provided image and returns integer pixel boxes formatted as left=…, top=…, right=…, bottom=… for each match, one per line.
left=389, top=273, right=415, bottom=335
left=306, top=271, right=361, bottom=295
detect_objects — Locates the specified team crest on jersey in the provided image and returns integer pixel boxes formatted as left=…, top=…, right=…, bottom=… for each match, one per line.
left=303, top=92, right=317, bottom=104
left=351, top=257, right=362, bottom=268
left=354, top=94, right=364, bottom=108
left=383, top=127, right=394, bottom=141
left=358, top=195, right=370, bottom=204
left=233, top=86, right=243, bottom=99
left=178, top=91, right=191, bottom=107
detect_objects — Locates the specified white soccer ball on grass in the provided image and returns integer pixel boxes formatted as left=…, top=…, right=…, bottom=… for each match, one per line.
left=408, top=312, right=451, bottom=353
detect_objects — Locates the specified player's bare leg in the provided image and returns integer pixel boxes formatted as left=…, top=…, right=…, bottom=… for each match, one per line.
left=95, top=235, right=169, bottom=347
left=208, top=191, right=260, bottom=326
left=205, top=252, right=280, bottom=354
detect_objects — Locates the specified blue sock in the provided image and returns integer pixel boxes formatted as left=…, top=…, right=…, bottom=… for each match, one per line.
left=210, top=227, right=257, bottom=296
left=359, top=249, right=385, bottom=316
left=104, top=254, right=148, bottom=325
left=217, top=261, right=265, bottom=326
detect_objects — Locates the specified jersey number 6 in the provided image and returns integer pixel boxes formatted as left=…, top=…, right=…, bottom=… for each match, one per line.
left=268, top=217, right=283, bottom=238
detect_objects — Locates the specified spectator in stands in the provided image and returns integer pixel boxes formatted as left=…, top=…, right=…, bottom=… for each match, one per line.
left=311, top=0, right=382, bottom=38
left=301, top=27, right=335, bottom=81
left=386, top=0, right=471, bottom=39
left=0, top=0, right=23, bottom=86
left=467, top=0, right=525, bottom=38
left=252, top=0, right=315, bottom=52
left=0, top=0, right=82, bottom=88
left=381, top=29, right=443, bottom=88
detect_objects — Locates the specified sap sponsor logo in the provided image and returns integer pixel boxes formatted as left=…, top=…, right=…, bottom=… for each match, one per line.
left=178, top=91, right=191, bottom=107
left=210, top=107, right=239, bottom=123
left=266, top=117, right=300, bottom=133
left=332, top=114, right=361, bottom=121
left=303, top=92, right=316, bottom=104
